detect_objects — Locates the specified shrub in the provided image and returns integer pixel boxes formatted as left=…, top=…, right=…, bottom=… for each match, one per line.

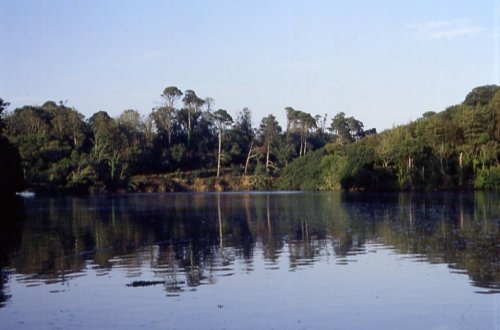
left=474, top=166, right=500, bottom=189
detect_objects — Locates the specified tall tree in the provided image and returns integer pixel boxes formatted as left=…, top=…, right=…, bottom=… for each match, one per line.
left=226, top=107, right=255, bottom=172
left=7, top=106, right=49, bottom=138
left=44, top=101, right=85, bottom=148
left=346, top=116, right=364, bottom=140
left=162, top=86, right=183, bottom=110
left=259, top=115, right=282, bottom=174
left=182, top=90, right=205, bottom=144
left=296, top=111, right=316, bottom=156
left=285, top=107, right=299, bottom=133
left=156, top=86, right=182, bottom=146
left=285, top=107, right=317, bottom=156
left=204, top=97, right=214, bottom=113
left=88, top=111, right=131, bottom=187
left=88, top=111, right=114, bottom=163
left=329, top=112, right=364, bottom=145
left=329, top=112, right=351, bottom=145
left=211, top=109, right=233, bottom=178
left=375, top=132, right=396, bottom=168
left=118, top=109, right=145, bottom=155
left=118, top=109, right=142, bottom=133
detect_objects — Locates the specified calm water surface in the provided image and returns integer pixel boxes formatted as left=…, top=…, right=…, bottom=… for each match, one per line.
left=0, top=192, right=498, bottom=329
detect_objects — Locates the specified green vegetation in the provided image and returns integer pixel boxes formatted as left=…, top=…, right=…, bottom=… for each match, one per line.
left=277, top=149, right=327, bottom=190
left=0, top=86, right=335, bottom=193
left=1, top=85, right=499, bottom=193
left=281, top=85, right=500, bottom=191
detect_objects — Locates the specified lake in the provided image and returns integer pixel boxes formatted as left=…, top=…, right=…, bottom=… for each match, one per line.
left=0, top=192, right=498, bottom=329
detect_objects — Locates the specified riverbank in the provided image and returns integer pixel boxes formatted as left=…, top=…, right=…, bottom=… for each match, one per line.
left=127, top=174, right=274, bottom=193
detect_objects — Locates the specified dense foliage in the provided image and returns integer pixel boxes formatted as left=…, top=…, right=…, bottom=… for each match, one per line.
left=1, top=85, right=498, bottom=193
left=280, top=85, right=500, bottom=190
left=0, top=99, right=23, bottom=198
left=0, top=87, right=346, bottom=193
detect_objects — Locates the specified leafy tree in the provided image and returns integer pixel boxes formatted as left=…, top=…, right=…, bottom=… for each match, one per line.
left=4, top=105, right=54, bottom=189
left=296, top=110, right=317, bottom=156
left=155, top=86, right=182, bottom=146
left=375, top=132, right=396, bottom=168
left=285, top=107, right=317, bottom=157
left=87, top=111, right=133, bottom=188
left=44, top=101, right=86, bottom=148
left=119, top=109, right=142, bottom=134
left=142, top=113, right=156, bottom=147
left=259, top=115, right=282, bottom=174
left=118, top=109, right=150, bottom=175
left=7, top=106, right=50, bottom=138
left=463, top=85, right=500, bottom=107
left=88, top=111, right=114, bottom=163
left=182, top=90, right=205, bottom=144
left=346, top=116, right=364, bottom=140
left=3, top=84, right=499, bottom=193
left=488, top=90, right=500, bottom=141
left=341, top=139, right=396, bottom=190
left=227, top=107, right=254, bottom=173
left=329, top=112, right=353, bottom=145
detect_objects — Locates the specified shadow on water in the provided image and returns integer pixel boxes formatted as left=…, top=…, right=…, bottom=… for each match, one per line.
left=0, top=197, right=25, bottom=308
left=0, top=191, right=498, bottom=301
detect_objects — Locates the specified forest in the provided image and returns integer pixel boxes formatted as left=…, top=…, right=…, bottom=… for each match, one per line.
left=0, top=85, right=499, bottom=195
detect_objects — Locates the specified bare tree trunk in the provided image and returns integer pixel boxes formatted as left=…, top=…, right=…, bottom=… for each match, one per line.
left=266, top=144, right=271, bottom=173
left=408, top=157, right=413, bottom=185
left=267, top=195, right=272, bottom=236
left=244, top=142, right=254, bottom=175
left=459, top=152, right=463, bottom=186
left=299, top=134, right=304, bottom=156
left=217, top=131, right=222, bottom=178
left=187, top=110, right=192, bottom=144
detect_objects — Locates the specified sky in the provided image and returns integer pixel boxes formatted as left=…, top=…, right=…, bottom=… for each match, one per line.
left=1, top=0, right=499, bottom=131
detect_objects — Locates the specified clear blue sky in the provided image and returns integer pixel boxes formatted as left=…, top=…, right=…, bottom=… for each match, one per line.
left=1, top=0, right=499, bottom=131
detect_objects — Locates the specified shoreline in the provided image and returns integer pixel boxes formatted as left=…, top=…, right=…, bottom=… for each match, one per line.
left=13, top=174, right=488, bottom=197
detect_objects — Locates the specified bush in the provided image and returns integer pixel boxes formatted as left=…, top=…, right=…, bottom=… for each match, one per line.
left=320, top=153, right=347, bottom=190
left=277, top=149, right=327, bottom=190
left=474, top=166, right=500, bottom=189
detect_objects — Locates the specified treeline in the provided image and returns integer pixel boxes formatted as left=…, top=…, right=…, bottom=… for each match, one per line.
left=279, top=85, right=500, bottom=190
left=1, top=85, right=498, bottom=193
left=0, top=86, right=374, bottom=193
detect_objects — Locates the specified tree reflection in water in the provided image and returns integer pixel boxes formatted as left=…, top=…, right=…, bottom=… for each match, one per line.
left=0, top=191, right=498, bottom=305
left=0, top=198, right=24, bottom=308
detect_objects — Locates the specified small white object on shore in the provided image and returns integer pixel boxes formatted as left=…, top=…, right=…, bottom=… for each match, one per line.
left=16, top=191, right=35, bottom=198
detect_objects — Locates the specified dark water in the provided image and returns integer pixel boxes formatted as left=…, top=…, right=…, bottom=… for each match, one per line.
left=0, top=192, right=498, bottom=329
